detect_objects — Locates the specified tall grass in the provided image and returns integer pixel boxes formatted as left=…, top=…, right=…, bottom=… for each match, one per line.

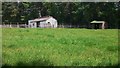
left=2, top=28, right=118, bottom=66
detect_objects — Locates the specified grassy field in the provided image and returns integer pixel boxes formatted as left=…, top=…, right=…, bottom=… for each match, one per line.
left=2, top=28, right=118, bottom=66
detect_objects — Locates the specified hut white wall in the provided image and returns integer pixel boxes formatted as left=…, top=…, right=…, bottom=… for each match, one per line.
left=28, top=20, right=31, bottom=28
left=40, top=21, right=47, bottom=28
left=46, top=17, right=58, bottom=28
left=33, top=22, right=37, bottom=28
left=28, top=20, right=37, bottom=28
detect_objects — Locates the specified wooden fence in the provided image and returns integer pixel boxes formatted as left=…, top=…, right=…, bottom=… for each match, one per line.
left=1, top=24, right=88, bottom=28
left=1, top=24, right=28, bottom=28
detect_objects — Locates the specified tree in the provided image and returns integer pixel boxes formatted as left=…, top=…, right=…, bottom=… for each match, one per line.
left=2, top=2, right=119, bottom=28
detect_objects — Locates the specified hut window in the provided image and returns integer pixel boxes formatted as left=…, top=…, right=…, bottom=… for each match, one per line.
left=48, top=22, right=50, bottom=24
left=33, top=23, right=34, bottom=26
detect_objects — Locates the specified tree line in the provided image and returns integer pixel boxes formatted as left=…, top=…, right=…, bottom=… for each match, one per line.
left=2, top=2, right=120, bottom=28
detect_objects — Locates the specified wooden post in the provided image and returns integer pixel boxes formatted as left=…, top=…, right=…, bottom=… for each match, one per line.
left=25, top=23, right=26, bottom=28
left=10, top=22, right=12, bottom=28
left=17, top=22, right=19, bottom=28
left=102, top=22, right=105, bottom=29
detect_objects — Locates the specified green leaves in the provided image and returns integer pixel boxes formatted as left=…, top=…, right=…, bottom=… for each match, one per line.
left=22, top=2, right=30, bottom=8
left=2, top=2, right=119, bottom=28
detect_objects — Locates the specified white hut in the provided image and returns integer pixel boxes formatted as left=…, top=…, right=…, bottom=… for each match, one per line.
left=28, top=16, right=58, bottom=28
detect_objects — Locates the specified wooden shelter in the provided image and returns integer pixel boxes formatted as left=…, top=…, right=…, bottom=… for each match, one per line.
left=90, top=21, right=106, bottom=29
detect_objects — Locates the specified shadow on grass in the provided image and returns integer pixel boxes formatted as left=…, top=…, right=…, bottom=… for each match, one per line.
left=2, top=59, right=54, bottom=68
left=2, top=60, right=119, bottom=68
left=71, top=62, right=120, bottom=68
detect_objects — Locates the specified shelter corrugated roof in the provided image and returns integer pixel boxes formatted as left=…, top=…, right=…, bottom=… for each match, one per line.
left=91, top=21, right=105, bottom=23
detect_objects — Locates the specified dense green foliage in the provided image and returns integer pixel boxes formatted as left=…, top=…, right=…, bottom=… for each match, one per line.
left=2, top=2, right=120, bottom=28
left=2, top=28, right=118, bottom=66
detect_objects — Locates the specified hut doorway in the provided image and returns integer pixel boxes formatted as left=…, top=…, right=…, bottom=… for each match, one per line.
left=37, top=21, right=40, bottom=27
